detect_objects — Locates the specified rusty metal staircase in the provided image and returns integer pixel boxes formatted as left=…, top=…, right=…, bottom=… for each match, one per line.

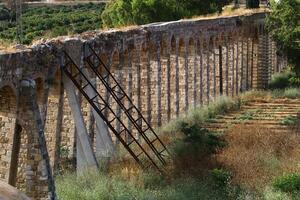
left=62, top=45, right=169, bottom=173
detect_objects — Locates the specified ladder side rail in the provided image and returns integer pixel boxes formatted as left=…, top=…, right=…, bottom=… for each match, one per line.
left=62, top=52, right=162, bottom=171
left=85, top=56, right=167, bottom=165
left=87, top=46, right=170, bottom=159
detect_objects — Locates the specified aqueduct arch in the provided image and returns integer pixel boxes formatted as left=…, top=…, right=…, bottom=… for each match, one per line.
left=0, top=11, right=287, bottom=199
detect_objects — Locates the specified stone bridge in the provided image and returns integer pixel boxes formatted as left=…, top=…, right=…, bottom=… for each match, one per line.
left=0, top=11, right=286, bottom=199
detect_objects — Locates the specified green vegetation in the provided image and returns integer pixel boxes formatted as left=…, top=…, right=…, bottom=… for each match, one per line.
left=246, top=0, right=260, bottom=8
left=56, top=170, right=248, bottom=200
left=56, top=92, right=300, bottom=200
left=236, top=111, right=254, bottom=121
left=267, top=0, right=300, bottom=75
left=281, top=115, right=298, bottom=125
left=268, top=71, right=298, bottom=89
left=161, top=96, right=240, bottom=133
left=272, top=173, right=300, bottom=194
left=56, top=96, right=245, bottom=200
left=0, top=3, right=105, bottom=44
left=268, top=71, right=300, bottom=99
left=101, top=0, right=230, bottom=27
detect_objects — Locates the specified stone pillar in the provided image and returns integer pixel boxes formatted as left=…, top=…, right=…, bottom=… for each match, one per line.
left=156, top=41, right=162, bottom=126
left=225, top=37, right=229, bottom=96
left=18, top=79, right=56, bottom=200
left=175, top=39, right=180, bottom=116
left=199, top=39, right=204, bottom=105
left=184, top=39, right=189, bottom=111
left=166, top=41, right=171, bottom=121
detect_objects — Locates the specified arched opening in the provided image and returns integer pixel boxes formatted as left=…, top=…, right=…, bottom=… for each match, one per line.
left=0, top=85, right=18, bottom=186
left=188, top=38, right=196, bottom=108
left=170, top=36, right=178, bottom=119
left=178, top=38, right=186, bottom=113
left=160, top=37, right=169, bottom=124
left=208, top=37, right=215, bottom=102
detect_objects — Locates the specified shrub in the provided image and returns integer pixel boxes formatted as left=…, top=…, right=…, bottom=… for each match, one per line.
left=288, top=76, right=300, bottom=87
left=272, top=173, right=300, bottom=193
left=211, top=168, right=231, bottom=188
left=268, top=71, right=295, bottom=89
left=170, top=122, right=223, bottom=161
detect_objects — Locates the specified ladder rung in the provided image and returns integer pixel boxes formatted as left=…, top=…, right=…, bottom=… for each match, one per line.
left=144, top=164, right=153, bottom=170
left=102, top=74, right=109, bottom=80
left=136, top=152, right=144, bottom=158
left=127, top=139, right=135, bottom=146
left=108, top=117, right=116, bottom=124
left=134, top=117, right=142, bottom=124
left=92, top=101, right=105, bottom=108
left=72, top=72, right=81, bottom=79
left=125, top=106, right=134, bottom=114
left=81, top=83, right=89, bottom=90
left=118, top=128, right=126, bottom=135
left=150, top=138, right=158, bottom=144
left=111, top=84, right=118, bottom=91
left=119, top=94, right=126, bottom=101
left=100, top=106, right=107, bottom=113
left=90, top=95, right=98, bottom=101
left=158, top=149, right=166, bottom=155
left=142, top=127, right=150, bottom=133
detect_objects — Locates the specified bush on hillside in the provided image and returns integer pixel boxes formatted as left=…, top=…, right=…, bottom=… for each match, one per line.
left=268, top=71, right=295, bottom=89
left=272, top=173, right=300, bottom=193
left=101, top=0, right=230, bottom=27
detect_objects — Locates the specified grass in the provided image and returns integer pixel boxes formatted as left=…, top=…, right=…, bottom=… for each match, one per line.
left=56, top=170, right=248, bottom=200
left=281, top=114, right=300, bottom=126
left=216, top=125, right=300, bottom=190
left=56, top=95, right=246, bottom=200
left=160, top=95, right=241, bottom=133
left=272, top=88, right=300, bottom=99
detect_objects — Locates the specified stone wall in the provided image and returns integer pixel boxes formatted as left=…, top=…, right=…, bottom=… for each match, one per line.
left=0, top=11, right=287, bottom=199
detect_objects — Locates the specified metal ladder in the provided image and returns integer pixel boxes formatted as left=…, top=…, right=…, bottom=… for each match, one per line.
left=62, top=45, right=169, bottom=173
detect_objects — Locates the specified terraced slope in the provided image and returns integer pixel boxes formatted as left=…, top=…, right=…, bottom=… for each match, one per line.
left=205, top=98, right=300, bottom=134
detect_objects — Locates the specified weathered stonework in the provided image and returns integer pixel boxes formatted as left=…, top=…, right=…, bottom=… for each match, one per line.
left=0, top=12, right=286, bottom=199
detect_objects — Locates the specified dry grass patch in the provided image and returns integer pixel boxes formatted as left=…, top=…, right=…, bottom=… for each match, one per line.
left=217, top=124, right=300, bottom=190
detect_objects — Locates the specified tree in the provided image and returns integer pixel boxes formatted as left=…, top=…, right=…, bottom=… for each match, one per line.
left=246, top=0, right=260, bottom=8
left=101, top=0, right=231, bottom=27
left=267, top=0, right=300, bottom=75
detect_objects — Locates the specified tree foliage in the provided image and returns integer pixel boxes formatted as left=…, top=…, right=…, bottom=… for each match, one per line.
left=267, top=0, right=300, bottom=74
left=101, top=0, right=230, bottom=27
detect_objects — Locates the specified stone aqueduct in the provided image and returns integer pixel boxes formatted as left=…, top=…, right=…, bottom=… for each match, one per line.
left=0, top=12, right=286, bottom=199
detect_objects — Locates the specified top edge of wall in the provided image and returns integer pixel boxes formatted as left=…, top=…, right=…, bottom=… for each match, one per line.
left=0, top=11, right=269, bottom=56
